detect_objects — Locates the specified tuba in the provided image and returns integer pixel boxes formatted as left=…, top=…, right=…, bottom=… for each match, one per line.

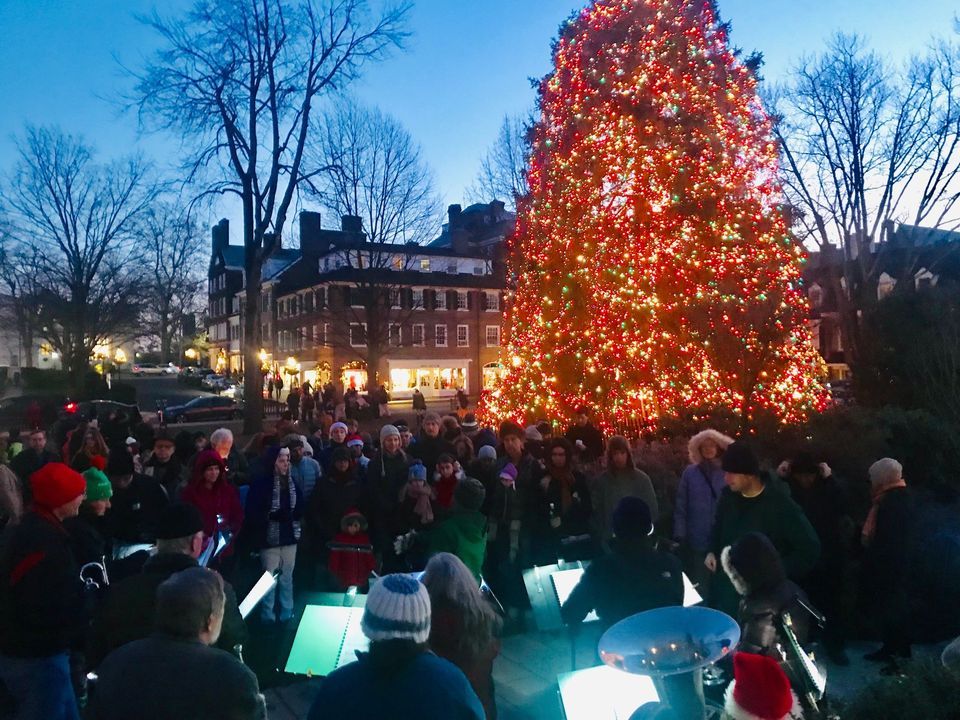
left=79, top=556, right=110, bottom=592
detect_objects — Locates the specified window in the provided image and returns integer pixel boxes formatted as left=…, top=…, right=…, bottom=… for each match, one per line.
left=350, top=323, right=367, bottom=347
left=473, top=265, right=483, bottom=275
left=261, top=292, right=270, bottom=312
left=389, top=323, right=402, bottom=347
left=304, top=293, right=314, bottom=313
left=447, top=263, right=457, bottom=274
left=486, top=325, right=501, bottom=347
left=412, top=324, right=425, bottom=346
left=456, top=291, right=468, bottom=310
left=434, top=291, right=447, bottom=310
left=435, top=324, right=447, bottom=347
left=457, top=325, right=469, bottom=347
left=316, top=287, right=326, bottom=308
left=412, top=289, right=424, bottom=309
left=420, top=258, right=430, bottom=271
left=390, top=289, right=401, bottom=309
left=350, top=287, right=364, bottom=308
left=323, top=257, right=331, bottom=272
left=485, top=293, right=500, bottom=311
left=264, top=323, right=272, bottom=342
left=324, top=323, right=331, bottom=347
left=393, top=256, right=403, bottom=271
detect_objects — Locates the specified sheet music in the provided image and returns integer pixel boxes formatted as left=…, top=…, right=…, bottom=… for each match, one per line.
left=238, top=571, right=277, bottom=619
left=551, top=569, right=599, bottom=622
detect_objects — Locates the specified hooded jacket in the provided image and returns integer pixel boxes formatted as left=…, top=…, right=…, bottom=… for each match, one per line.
left=674, top=430, right=733, bottom=552
left=245, top=447, right=304, bottom=550
left=179, top=449, right=244, bottom=555
left=592, top=444, right=658, bottom=545
left=428, top=510, right=488, bottom=581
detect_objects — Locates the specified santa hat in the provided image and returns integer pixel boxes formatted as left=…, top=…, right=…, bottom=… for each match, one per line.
left=724, top=652, right=803, bottom=720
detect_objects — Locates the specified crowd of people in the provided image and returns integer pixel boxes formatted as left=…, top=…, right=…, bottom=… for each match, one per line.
left=0, top=396, right=945, bottom=719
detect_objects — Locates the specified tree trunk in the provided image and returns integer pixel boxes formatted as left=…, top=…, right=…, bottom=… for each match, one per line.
left=242, top=191, right=264, bottom=434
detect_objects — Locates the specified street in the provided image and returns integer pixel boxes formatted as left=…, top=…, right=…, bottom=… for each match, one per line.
left=124, top=375, right=243, bottom=434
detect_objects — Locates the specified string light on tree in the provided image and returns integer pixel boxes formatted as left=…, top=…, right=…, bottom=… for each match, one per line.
left=479, top=0, right=828, bottom=432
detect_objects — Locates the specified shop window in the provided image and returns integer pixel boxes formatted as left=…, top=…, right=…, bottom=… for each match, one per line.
left=350, top=323, right=367, bottom=347
left=412, top=324, right=425, bottom=347
left=435, top=324, right=447, bottom=347
left=457, top=325, right=469, bottom=347
left=486, top=326, right=500, bottom=347
left=456, top=291, right=468, bottom=310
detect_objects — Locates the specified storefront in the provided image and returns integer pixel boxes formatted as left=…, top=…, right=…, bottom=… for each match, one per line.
left=482, top=362, right=505, bottom=390
left=341, top=361, right=368, bottom=392
left=301, top=360, right=332, bottom=390
left=387, top=359, right=470, bottom=398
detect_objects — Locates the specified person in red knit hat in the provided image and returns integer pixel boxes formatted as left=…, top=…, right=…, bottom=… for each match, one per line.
left=328, top=509, right=376, bottom=590
left=0, top=463, right=88, bottom=719
left=723, top=652, right=803, bottom=720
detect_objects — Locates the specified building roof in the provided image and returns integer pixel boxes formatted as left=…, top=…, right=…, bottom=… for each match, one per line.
left=890, top=223, right=960, bottom=247
left=275, top=266, right=506, bottom=298
left=263, top=249, right=300, bottom=281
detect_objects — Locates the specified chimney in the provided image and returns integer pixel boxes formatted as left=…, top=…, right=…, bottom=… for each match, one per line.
left=341, top=215, right=363, bottom=235
left=447, top=204, right=463, bottom=228
left=211, top=218, right=229, bottom=254
left=299, top=210, right=326, bottom=254
left=490, top=200, right=505, bottom=219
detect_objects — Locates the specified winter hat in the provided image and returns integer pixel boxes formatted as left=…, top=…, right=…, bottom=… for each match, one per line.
left=395, top=419, right=410, bottom=432
left=724, top=652, right=801, bottom=720
left=82, top=464, right=113, bottom=503
left=722, top=441, right=760, bottom=476
left=329, top=421, right=348, bottom=435
left=721, top=532, right=786, bottom=597
left=361, top=573, right=431, bottom=644
left=461, top=413, right=478, bottom=430
left=524, top=426, right=543, bottom=442
left=331, top=447, right=352, bottom=465
left=106, top=449, right=135, bottom=476
left=153, top=428, right=176, bottom=447
left=125, top=436, right=138, bottom=447
left=477, top=445, right=497, bottom=462
left=30, top=463, right=87, bottom=511
left=789, top=451, right=820, bottom=477
left=611, top=496, right=653, bottom=539
left=282, top=434, right=303, bottom=449
left=499, top=421, right=524, bottom=441
left=340, top=508, right=368, bottom=532
left=345, top=434, right=364, bottom=449
left=423, top=411, right=442, bottom=426
left=408, top=461, right=427, bottom=483
left=499, top=463, right=518, bottom=486
left=299, top=435, right=314, bottom=457
left=454, top=477, right=486, bottom=513
left=380, top=424, right=400, bottom=443
left=156, top=502, right=204, bottom=540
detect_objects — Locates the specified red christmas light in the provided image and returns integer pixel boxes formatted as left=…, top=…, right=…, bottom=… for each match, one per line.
left=479, top=0, right=828, bottom=433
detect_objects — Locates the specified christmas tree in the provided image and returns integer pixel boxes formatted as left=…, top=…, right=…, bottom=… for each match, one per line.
left=480, top=0, right=827, bottom=432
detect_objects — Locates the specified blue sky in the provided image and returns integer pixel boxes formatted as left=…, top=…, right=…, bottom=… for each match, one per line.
left=0, top=0, right=956, bottom=238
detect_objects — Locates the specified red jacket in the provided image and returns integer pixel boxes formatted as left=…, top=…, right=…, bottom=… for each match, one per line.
left=180, top=450, right=243, bottom=556
left=327, top=531, right=376, bottom=590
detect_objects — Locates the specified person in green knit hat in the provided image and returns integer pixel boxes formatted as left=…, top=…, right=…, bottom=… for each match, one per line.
left=704, top=441, right=820, bottom=618
left=64, top=455, right=114, bottom=567
left=427, top=477, right=488, bottom=581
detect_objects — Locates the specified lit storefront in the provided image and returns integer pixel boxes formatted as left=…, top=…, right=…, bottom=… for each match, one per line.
left=341, top=361, right=368, bottom=391
left=482, top=362, right=505, bottom=390
left=387, top=359, right=470, bottom=397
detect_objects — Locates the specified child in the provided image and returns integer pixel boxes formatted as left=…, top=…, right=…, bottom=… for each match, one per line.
left=433, top=453, right=464, bottom=511
left=328, top=508, right=376, bottom=591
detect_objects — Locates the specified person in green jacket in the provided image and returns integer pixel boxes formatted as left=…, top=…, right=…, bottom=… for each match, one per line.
left=704, top=441, right=820, bottom=617
left=591, top=435, right=658, bottom=549
left=428, top=477, right=488, bottom=581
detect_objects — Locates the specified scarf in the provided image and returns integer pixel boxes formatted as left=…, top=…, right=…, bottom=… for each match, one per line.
left=546, top=464, right=576, bottom=514
left=268, top=473, right=300, bottom=547
left=861, top=479, right=906, bottom=547
left=435, top=473, right=458, bottom=509
left=406, top=482, right=434, bottom=524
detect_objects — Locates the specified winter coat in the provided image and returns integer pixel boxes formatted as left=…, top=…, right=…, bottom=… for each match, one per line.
left=560, top=538, right=684, bottom=630
left=63, top=507, right=111, bottom=568
left=107, top=473, right=170, bottom=544
left=410, top=434, right=456, bottom=477
left=526, top=469, right=594, bottom=564
left=412, top=392, right=428, bottom=411
left=429, top=602, right=501, bottom=720
left=318, top=440, right=347, bottom=474
left=180, top=451, right=244, bottom=557
left=10, top=447, right=58, bottom=487
left=788, top=474, right=855, bottom=578
left=327, top=531, right=376, bottom=590
left=0, top=509, right=86, bottom=657
left=861, top=486, right=917, bottom=612
left=428, top=510, right=488, bottom=581
left=245, top=471, right=304, bottom=549
left=90, top=633, right=265, bottom=720
left=709, top=484, right=821, bottom=617
left=307, top=650, right=484, bottom=720
left=88, top=552, right=247, bottom=667
left=305, top=466, right=368, bottom=551
left=291, top=456, right=322, bottom=499
left=143, top=455, right=187, bottom=500
left=564, top=422, right=604, bottom=462
left=466, top=458, right=500, bottom=518
left=591, top=467, right=659, bottom=544
left=367, top=449, right=412, bottom=549
left=674, top=461, right=726, bottom=552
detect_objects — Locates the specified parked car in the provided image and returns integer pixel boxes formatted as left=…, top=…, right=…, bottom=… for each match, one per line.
left=132, top=363, right=165, bottom=376
left=201, top=373, right=226, bottom=390
left=163, top=396, right=243, bottom=423
left=73, top=400, right=143, bottom=423
left=0, top=394, right=69, bottom=428
left=162, top=363, right=180, bottom=375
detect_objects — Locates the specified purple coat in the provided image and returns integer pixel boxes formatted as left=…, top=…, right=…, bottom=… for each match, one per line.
left=673, top=462, right=726, bottom=552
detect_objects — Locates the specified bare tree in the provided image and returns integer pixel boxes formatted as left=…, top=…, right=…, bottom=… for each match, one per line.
left=305, top=99, right=441, bottom=384
left=769, top=34, right=960, bottom=368
left=0, top=217, right=41, bottom=369
left=467, top=113, right=531, bottom=207
left=141, top=203, right=206, bottom=363
left=132, top=0, right=409, bottom=432
left=1, top=126, right=157, bottom=387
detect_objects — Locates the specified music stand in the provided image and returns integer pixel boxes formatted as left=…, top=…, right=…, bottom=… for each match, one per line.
left=284, top=591, right=368, bottom=677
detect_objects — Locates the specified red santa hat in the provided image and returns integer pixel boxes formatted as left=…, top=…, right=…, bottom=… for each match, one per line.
left=724, top=652, right=803, bottom=720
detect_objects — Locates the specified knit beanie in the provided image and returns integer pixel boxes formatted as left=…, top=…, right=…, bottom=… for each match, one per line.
left=454, top=477, right=486, bottom=513
left=82, top=464, right=113, bottom=503
left=499, top=421, right=524, bottom=441
left=721, top=532, right=786, bottom=597
left=106, top=449, right=135, bottom=476
left=722, top=441, right=760, bottom=476
left=329, top=422, right=348, bottom=435
left=30, top=463, right=87, bottom=511
left=461, top=413, right=478, bottom=430
left=423, top=411, right=442, bottom=425
left=524, top=426, right=543, bottom=441
left=380, top=424, right=400, bottom=443
left=477, top=445, right=497, bottom=462
left=724, top=652, right=801, bottom=720
left=156, top=502, right=204, bottom=540
left=331, top=447, right=352, bottom=465
left=361, top=574, right=431, bottom=644
left=408, top=461, right=427, bottom=483
left=611, top=496, right=653, bottom=539
left=499, top=463, right=518, bottom=485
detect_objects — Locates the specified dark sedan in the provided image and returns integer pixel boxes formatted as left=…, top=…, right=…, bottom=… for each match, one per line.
left=163, top=396, right=242, bottom=423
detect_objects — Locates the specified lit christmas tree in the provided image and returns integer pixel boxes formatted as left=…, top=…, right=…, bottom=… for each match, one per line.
left=480, top=0, right=827, bottom=432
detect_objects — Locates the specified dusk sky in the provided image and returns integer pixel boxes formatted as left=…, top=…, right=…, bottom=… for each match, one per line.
left=0, top=0, right=957, bottom=239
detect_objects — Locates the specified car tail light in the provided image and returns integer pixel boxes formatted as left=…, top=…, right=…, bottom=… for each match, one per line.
left=64, top=402, right=78, bottom=413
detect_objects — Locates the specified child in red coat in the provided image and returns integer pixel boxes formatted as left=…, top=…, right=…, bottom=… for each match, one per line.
left=328, top=508, right=376, bottom=590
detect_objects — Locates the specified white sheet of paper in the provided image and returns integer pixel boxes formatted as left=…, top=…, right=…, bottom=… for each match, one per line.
left=552, top=568, right=599, bottom=622
left=557, top=665, right=659, bottom=720
left=238, top=571, right=278, bottom=619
